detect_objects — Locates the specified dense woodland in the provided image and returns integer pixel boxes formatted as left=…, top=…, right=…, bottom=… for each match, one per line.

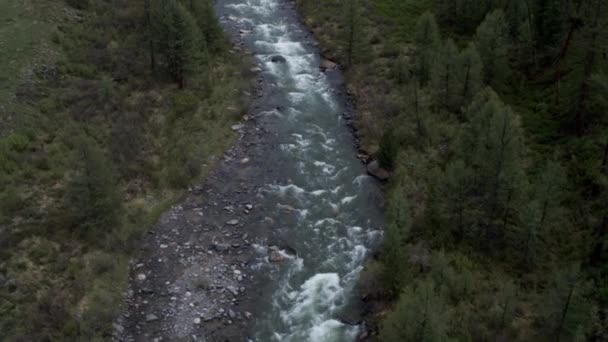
left=297, top=0, right=607, bottom=340
left=0, top=0, right=249, bottom=339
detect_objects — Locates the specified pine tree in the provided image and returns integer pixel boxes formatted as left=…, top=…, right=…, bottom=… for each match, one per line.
left=537, top=265, right=594, bottom=342
left=151, top=0, right=204, bottom=87
left=521, top=160, right=568, bottom=267
left=457, top=89, right=528, bottom=247
left=380, top=279, right=450, bottom=342
left=493, top=279, right=517, bottom=339
left=534, top=0, right=565, bottom=58
left=64, top=134, right=121, bottom=242
left=382, top=183, right=412, bottom=292
left=475, top=10, right=510, bottom=87
left=431, top=38, right=459, bottom=113
left=340, top=0, right=364, bottom=67
left=184, top=0, right=223, bottom=52
left=435, top=159, right=475, bottom=241
left=457, top=42, right=483, bottom=112
left=414, top=12, right=441, bottom=86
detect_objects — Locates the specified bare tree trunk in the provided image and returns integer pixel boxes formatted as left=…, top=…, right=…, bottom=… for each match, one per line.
left=555, top=283, right=575, bottom=342
left=573, top=0, right=602, bottom=136
left=145, top=0, right=155, bottom=72
left=590, top=214, right=607, bottom=266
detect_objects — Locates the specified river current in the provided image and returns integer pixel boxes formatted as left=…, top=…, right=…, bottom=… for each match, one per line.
left=216, top=0, right=384, bottom=340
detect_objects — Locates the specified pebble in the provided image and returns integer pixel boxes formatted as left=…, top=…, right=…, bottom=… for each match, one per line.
left=137, top=273, right=146, bottom=281
left=226, top=219, right=239, bottom=226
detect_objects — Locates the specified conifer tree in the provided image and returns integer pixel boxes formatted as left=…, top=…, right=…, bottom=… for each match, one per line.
left=65, top=134, right=121, bottom=242
left=457, top=89, right=528, bottom=246
left=414, top=12, right=440, bottom=86
left=382, top=183, right=412, bottom=292
left=185, top=0, right=222, bottom=52
left=435, top=159, right=475, bottom=241
left=151, top=0, right=204, bottom=87
left=521, top=160, right=568, bottom=267
left=380, top=279, right=450, bottom=342
left=457, top=42, right=483, bottom=112
left=493, top=279, right=517, bottom=339
left=475, top=10, right=510, bottom=87
left=537, top=266, right=594, bottom=342
left=534, top=0, right=565, bottom=58
left=340, top=0, right=364, bottom=67
left=431, top=38, right=459, bottom=113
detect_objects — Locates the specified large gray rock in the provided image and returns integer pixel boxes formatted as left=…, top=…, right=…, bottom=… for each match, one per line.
left=366, top=160, right=390, bottom=181
left=271, top=55, right=287, bottom=63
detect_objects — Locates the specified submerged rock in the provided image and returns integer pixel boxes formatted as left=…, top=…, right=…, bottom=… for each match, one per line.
left=145, top=314, right=159, bottom=322
left=269, top=250, right=287, bottom=262
left=270, top=55, right=287, bottom=63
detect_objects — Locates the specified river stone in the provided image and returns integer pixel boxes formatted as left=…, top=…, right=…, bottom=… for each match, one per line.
left=366, top=160, right=390, bottom=181
left=227, top=285, right=239, bottom=296
left=320, top=59, right=337, bottom=71
left=213, top=242, right=230, bottom=252
left=226, top=219, right=239, bottom=226
left=270, top=55, right=286, bottom=63
left=269, top=250, right=287, bottom=263
left=231, top=124, right=244, bottom=131
left=137, top=273, right=146, bottom=281
left=145, top=314, right=159, bottom=322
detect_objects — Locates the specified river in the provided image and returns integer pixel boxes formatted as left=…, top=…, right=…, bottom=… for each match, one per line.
left=216, top=0, right=384, bottom=340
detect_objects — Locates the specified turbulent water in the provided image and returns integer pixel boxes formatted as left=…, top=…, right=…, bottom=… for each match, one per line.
left=217, top=0, right=383, bottom=341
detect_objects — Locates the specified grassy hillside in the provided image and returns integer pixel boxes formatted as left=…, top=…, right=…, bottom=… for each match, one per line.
left=297, top=0, right=608, bottom=340
left=0, top=0, right=251, bottom=340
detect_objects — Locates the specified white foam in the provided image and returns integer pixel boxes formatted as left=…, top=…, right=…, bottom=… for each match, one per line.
left=340, top=195, right=357, bottom=205
left=313, top=161, right=336, bottom=175
left=353, top=174, right=370, bottom=186
left=280, top=273, right=343, bottom=325
left=314, top=218, right=341, bottom=227
left=310, top=189, right=327, bottom=196
left=308, top=319, right=358, bottom=341
left=271, top=184, right=306, bottom=197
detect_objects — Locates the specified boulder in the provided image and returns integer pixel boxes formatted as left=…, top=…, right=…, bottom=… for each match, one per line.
left=366, top=160, right=390, bottom=181
left=269, top=250, right=287, bottom=262
left=320, top=59, right=337, bottom=72
left=270, top=55, right=287, bottom=63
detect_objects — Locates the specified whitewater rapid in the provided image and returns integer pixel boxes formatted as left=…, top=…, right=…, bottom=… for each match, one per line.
left=218, top=0, right=383, bottom=340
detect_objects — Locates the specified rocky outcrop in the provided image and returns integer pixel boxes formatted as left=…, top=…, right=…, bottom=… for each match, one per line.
left=366, top=160, right=389, bottom=181
left=320, top=59, right=337, bottom=72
